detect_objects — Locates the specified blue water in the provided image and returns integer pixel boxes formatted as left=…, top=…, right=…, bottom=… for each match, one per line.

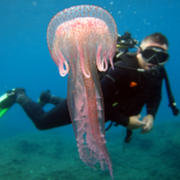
left=0, top=0, right=179, bottom=179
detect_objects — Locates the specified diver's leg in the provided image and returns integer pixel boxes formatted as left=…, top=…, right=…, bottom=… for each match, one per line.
left=18, top=94, right=71, bottom=129
left=38, top=90, right=64, bottom=107
left=0, top=88, right=71, bottom=130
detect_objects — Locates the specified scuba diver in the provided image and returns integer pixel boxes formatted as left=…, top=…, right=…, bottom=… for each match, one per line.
left=0, top=32, right=179, bottom=142
left=103, top=32, right=179, bottom=142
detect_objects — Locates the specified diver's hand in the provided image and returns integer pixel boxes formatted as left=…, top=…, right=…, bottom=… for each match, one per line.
left=127, top=114, right=146, bottom=130
left=141, top=114, right=154, bottom=133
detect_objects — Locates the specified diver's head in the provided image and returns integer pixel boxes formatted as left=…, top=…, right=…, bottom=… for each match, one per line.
left=137, top=32, right=169, bottom=70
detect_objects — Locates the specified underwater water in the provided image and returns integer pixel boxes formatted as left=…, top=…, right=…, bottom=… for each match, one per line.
left=0, top=0, right=180, bottom=179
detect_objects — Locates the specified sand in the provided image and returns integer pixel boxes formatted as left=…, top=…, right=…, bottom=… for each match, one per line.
left=0, top=120, right=179, bottom=180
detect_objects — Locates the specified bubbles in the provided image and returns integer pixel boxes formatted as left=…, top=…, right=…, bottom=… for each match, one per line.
left=109, top=2, right=113, bottom=14
left=117, top=11, right=121, bottom=14
left=32, top=1, right=37, bottom=6
left=143, top=19, right=150, bottom=25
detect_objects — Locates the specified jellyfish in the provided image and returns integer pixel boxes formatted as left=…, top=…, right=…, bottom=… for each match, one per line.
left=47, top=5, right=117, bottom=178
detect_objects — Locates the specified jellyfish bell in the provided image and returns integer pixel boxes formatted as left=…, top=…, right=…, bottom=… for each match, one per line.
left=51, top=16, right=115, bottom=78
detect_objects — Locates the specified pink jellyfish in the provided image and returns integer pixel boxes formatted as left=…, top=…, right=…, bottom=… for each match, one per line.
left=47, top=5, right=117, bottom=179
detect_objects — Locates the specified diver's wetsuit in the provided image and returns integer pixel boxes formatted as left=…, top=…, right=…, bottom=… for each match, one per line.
left=19, top=52, right=164, bottom=130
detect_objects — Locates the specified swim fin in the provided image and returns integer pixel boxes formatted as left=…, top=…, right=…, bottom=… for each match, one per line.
left=0, top=107, right=10, bottom=118
left=0, top=88, right=25, bottom=118
left=0, top=93, right=12, bottom=118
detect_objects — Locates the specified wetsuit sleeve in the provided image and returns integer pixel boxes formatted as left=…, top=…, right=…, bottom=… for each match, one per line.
left=146, top=76, right=163, bottom=119
left=101, top=62, right=130, bottom=126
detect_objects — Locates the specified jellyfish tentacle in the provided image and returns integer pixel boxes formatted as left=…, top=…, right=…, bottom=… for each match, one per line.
left=102, top=55, right=108, bottom=71
left=108, top=50, right=114, bottom=69
left=96, top=45, right=108, bottom=71
left=78, top=45, right=91, bottom=78
left=96, top=45, right=103, bottom=71
left=58, top=50, right=69, bottom=76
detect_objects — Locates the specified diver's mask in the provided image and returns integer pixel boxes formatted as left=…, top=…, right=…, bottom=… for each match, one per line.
left=141, top=46, right=169, bottom=66
left=140, top=46, right=169, bottom=78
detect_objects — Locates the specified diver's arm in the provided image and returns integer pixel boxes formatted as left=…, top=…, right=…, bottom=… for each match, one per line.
left=141, top=114, right=154, bottom=133
left=101, top=61, right=145, bottom=129
left=146, top=77, right=163, bottom=119
left=101, top=73, right=130, bottom=126
left=142, top=76, right=163, bottom=133
left=101, top=62, right=130, bottom=126
left=142, top=88, right=161, bottom=133
left=127, top=114, right=146, bottom=130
